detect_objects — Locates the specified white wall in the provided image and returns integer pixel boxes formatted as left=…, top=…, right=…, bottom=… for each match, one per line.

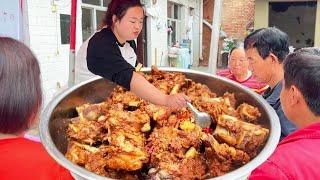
left=146, top=0, right=168, bottom=66
left=28, top=0, right=71, bottom=106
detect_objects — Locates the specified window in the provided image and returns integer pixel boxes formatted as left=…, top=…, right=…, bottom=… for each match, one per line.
left=103, top=0, right=112, bottom=7
left=167, top=2, right=181, bottom=46
left=81, top=0, right=109, bottom=41
left=82, top=0, right=100, bottom=6
left=82, top=0, right=111, bottom=6
left=96, top=10, right=105, bottom=27
left=60, top=14, right=70, bottom=44
left=82, top=8, right=93, bottom=42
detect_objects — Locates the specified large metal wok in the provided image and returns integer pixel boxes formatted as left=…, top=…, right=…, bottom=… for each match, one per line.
left=39, top=67, right=280, bottom=180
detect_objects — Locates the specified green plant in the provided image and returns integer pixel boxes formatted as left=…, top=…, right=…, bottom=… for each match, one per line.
left=222, top=38, right=236, bottom=53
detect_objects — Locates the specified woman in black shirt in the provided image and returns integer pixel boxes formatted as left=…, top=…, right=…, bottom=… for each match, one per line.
left=87, top=0, right=188, bottom=108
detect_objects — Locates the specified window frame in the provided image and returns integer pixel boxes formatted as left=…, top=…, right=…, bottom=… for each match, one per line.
left=81, top=0, right=108, bottom=41
left=167, top=1, right=182, bottom=47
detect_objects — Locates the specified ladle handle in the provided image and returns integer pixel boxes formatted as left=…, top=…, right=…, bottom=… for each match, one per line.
left=187, top=102, right=199, bottom=114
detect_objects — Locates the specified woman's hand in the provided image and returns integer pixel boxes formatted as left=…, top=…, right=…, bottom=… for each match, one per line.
left=165, top=93, right=190, bottom=109
left=130, top=72, right=190, bottom=109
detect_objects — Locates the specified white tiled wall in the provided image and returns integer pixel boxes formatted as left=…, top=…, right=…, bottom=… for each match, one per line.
left=28, top=0, right=71, bottom=106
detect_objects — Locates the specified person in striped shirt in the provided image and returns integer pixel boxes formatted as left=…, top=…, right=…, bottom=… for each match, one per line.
left=217, top=43, right=268, bottom=94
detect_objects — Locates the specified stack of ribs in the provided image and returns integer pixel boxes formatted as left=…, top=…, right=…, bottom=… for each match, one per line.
left=65, top=66, right=269, bottom=179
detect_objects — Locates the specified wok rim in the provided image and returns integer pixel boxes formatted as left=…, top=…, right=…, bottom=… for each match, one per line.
left=39, top=67, right=280, bottom=180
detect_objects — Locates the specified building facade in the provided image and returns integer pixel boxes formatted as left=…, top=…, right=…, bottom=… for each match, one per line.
left=26, top=0, right=202, bottom=105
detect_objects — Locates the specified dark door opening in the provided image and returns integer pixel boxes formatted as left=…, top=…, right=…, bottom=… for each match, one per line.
left=269, top=1, right=317, bottom=48
left=137, top=17, right=148, bottom=67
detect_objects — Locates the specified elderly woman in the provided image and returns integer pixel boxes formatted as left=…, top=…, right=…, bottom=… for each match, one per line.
left=217, top=44, right=268, bottom=94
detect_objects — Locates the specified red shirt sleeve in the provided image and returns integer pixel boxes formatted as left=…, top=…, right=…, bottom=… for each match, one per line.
left=249, top=159, right=289, bottom=180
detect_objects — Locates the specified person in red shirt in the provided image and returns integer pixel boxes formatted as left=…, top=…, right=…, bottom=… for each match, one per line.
left=250, top=47, right=320, bottom=179
left=0, top=37, right=74, bottom=180
left=217, top=44, right=268, bottom=94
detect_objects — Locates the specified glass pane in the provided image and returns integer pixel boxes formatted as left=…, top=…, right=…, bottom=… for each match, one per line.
left=171, top=21, right=176, bottom=44
left=167, top=20, right=171, bottom=46
left=167, top=2, right=173, bottom=18
left=60, top=14, right=70, bottom=44
left=176, top=21, right=181, bottom=43
left=82, top=8, right=93, bottom=41
left=82, top=0, right=100, bottom=6
left=174, top=4, right=179, bottom=19
left=103, top=0, right=112, bottom=7
left=96, top=10, right=105, bottom=28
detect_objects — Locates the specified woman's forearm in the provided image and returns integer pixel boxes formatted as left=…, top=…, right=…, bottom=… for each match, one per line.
left=130, top=72, right=167, bottom=106
left=130, top=72, right=189, bottom=108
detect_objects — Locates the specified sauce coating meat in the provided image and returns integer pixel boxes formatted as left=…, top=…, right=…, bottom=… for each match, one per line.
left=65, top=67, right=269, bottom=179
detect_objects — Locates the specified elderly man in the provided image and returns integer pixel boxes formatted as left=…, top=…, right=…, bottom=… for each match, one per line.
left=217, top=43, right=268, bottom=94
left=244, top=27, right=296, bottom=140
left=250, top=47, right=320, bottom=179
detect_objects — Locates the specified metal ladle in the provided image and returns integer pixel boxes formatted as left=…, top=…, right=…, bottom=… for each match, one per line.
left=187, top=102, right=212, bottom=128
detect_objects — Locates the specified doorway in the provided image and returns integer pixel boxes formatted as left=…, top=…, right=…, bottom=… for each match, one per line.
left=269, top=1, right=317, bottom=48
left=137, top=17, right=148, bottom=66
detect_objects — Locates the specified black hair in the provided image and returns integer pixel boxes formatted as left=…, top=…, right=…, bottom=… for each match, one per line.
left=244, top=27, right=289, bottom=63
left=0, top=37, right=42, bottom=134
left=283, top=47, right=320, bottom=116
left=103, top=0, right=143, bottom=27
